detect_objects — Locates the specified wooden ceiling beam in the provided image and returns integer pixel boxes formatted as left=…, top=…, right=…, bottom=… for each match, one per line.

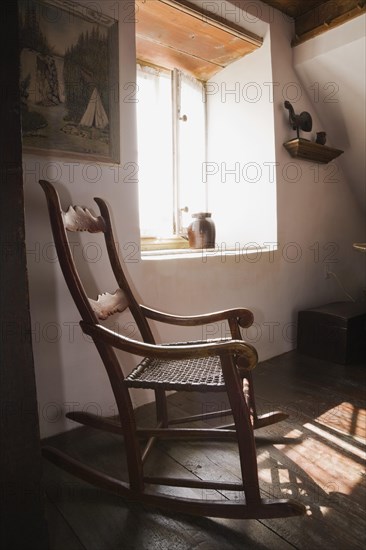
left=293, top=0, right=366, bottom=45
left=158, top=0, right=263, bottom=46
left=258, top=1, right=326, bottom=19
left=136, top=36, right=222, bottom=81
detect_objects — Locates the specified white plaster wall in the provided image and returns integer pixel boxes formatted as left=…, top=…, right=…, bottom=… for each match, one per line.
left=206, top=26, right=277, bottom=248
left=24, top=1, right=142, bottom=438
left=24, top=0, right=365, bottom=438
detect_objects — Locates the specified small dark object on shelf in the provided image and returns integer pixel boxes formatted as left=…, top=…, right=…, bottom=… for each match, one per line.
left=316, top=131, right=327, bottom=145
left=284, top=100, right=312, bottom=139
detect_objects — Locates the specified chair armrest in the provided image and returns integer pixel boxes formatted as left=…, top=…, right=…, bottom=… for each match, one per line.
left=80, top=321, right=258, bottom=370
left=140, top=305, right=254, bottom=328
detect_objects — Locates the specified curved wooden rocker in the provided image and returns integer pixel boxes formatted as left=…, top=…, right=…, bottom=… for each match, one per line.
left=39, top=179, right=305, bottom=520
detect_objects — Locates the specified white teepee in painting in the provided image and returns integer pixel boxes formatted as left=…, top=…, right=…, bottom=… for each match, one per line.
left=80, top=88, right=108, bottom=129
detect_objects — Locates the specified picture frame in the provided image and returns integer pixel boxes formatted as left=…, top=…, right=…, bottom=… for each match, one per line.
left=19, top=0, right=120, bottom=163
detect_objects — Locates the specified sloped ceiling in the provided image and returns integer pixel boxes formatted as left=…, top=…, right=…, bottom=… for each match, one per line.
left=260, top=0, right=366, bottom=44
left=259, top=0, right=327, bottom=18
left=294, top=15, right=366, bottom=217
left=258, top=2, right=365, bottom=219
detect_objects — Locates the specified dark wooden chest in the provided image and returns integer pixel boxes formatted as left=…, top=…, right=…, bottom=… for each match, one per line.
left=297, top=301, right=366, bottom=365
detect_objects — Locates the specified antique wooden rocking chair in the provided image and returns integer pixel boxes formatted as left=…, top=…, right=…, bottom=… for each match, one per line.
left=39, top=179, right=305, bottom=519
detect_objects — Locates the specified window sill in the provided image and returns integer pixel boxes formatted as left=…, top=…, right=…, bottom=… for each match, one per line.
left=141, top=244, right=278, bottom=261
left=141, top=236, right=190, bottom=252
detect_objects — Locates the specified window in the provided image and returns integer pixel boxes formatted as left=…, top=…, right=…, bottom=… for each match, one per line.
left=136, top=64, right=206, bottom=249
left=134, top=1, right=274, bottom=256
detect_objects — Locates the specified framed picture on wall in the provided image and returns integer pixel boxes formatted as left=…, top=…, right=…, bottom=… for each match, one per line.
left=19, top=0, right=120, bottom=163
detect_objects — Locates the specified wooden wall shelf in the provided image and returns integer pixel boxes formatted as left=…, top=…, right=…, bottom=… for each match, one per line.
left=283, top=138, right=344, bottom=164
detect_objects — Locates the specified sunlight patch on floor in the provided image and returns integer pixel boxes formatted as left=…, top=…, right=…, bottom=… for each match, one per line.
left=315, top=402, right=366, bottom=441
left=304, top=422, right=366, bottom=461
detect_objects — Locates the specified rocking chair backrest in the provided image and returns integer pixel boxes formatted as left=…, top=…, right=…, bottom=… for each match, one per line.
left=38, top=182, right=308, bottom=520
left=39, top=179, right=151, bottom=489
left=39, top=179, right=155, bottom=344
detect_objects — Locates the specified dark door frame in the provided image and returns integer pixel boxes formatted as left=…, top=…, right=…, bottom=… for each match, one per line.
left=0, top=2, right=48, bottom=548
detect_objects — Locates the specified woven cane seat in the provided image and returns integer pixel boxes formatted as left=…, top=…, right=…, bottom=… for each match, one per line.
left=125, top=354, right=226, bottom=391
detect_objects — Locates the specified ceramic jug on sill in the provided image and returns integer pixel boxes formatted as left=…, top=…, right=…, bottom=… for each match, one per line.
left=187, top=212, right=216, bottom=249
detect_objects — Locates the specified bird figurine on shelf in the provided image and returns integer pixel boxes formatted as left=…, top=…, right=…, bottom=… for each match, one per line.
left=284, top=100, right=313, bottom=139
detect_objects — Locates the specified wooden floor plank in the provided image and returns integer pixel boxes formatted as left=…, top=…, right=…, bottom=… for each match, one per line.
left=42, top=405, right=292, bottom=547
left=46, top=497, right=86, bottom=550
left=251, top=352, right=366, bottom=550
left=44, top=460, right=287, bottom=550
left=156, top=352, right=366, bottom=549
left=43, top=351, right=366, bottom=549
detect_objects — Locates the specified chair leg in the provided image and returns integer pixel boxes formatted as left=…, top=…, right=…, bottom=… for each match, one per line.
left=221, top=356, right=261, bottom=505
left=155, top=388, right=169, bottom=427
left=96, top=344, right=145, bottom=492
left=244, top=371, right=289, bottom=429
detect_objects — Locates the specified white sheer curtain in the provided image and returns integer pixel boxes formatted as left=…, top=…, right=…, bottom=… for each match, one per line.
left=136, top=65, right=173, bottom=237
left=178, top=72, right=207, bottom=231
left=136, top=66, right=206, bottom=237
